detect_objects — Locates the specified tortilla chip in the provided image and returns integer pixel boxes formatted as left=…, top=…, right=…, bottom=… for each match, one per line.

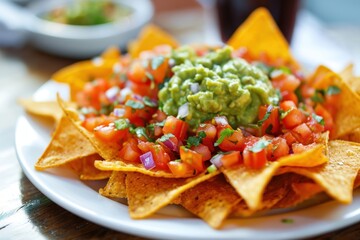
left=354, top=171, right=360, bottom=189
left=128, top=24, right=179, bottom=58
left=68, top=154, right=111, bottom=180
left=232, top=173, right=301, bottom=217
left=279, top=140, right=360, bottom=204
left=227, top=7, right=298, bottom=68
left=18, top=99, right=76, bottom=124
left=180, top=175, right=241, bottom=229
left=35, top=116, right=97, bottom=170
left=125, top=170, right=220, bottom=219
left=222, top=144, right=327, bottom=210
left=99, top=171, right=127, bottom=198
left=339, top=64, right=360, bottom=94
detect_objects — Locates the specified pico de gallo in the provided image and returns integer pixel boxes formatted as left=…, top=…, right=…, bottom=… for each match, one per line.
left=75, top=44, right=340, bottom=177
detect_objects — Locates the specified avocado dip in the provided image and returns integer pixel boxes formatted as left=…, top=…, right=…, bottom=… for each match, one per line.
left=158, top=46, right=279, bottom=128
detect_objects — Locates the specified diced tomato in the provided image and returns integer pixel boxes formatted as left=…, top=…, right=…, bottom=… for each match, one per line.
left=315, top=104, right=334, bottom=132
left=163, top=116, right=189, bottom=141
left=280, top=103, right=305, bottom=129
left=138, top=141, right=170, bottom=170
left=292, top=142, right=316, bottom=154
left=306, top=117, right=325, bottom=134
left=258, top=105, right=280, bottom=135
left=152, top=109, right=167, bottom=122
left=291, top=123, right=313, bottom=144
left=128, top=81, right=158, bottom=99
left=78, top=78, right=110, bottom=109
left=82, top=115, right=116, bottom=131
left=123, top=100, right=156, bottom=127
left=271, top=73, right=301, bottom=92
left=127, top=60, right=147, bottom=84
left=149, top=57, right=169, bottom=84
left=191, top=144, right=211, bottom=161
left=242, top=147, right=267, bottom=169
left=119, top=138, right=142, bottom=162
left=94, top=123, right=129, bottom=143
left=180, top=146, right=204, bottom=172
left=218, top=129, right=245, bottom=151
left=268, top=137, right=289, bottom=160
left=283, top=131, right=297, bottom=146
left=167, top=161, right=194, bottom=177
left=300, top=84, right=315, bottom=99
left=281, top=91, right=298, bottom=106
left=196, top=123, right=217, bottom=151
left=221, top=151, right=242, bottom=168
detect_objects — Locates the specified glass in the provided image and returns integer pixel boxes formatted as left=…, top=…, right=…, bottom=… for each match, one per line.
left=215, top=0, right=300, bottom=43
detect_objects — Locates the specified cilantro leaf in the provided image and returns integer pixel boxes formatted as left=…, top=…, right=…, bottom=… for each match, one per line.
left=257, top=105, right=273, bottom=126
left=151, top=56, right=165, bottom=70
left=249, top=139, right=271, bottom=153
left=214, top=129, right=234, bottom=147
left=132, top=127, right=152, bottom=141
left=312, top=113, right=325, bottom=126
left=186, top=131, right=207, bottom=148
left=143, top=96, right=157, bottom=107
left=280, top=107, right=294, bottom=119
left=159, top=133, right=175, bottom=142
left=311, top=89, right=325, bottom=103
left=326, top=85, right=341, bottom=95
left=125, top=100, right=144, bottom=109
left=114, top=119, right=130, bottom=130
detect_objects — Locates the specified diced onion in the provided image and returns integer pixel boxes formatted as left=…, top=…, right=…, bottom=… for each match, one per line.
left=140, top=151, right=156, bottom=170
left=163, top=139, right=178, bottom=152
left=177, top=103, right=189, bottom=119
left=210, top=154, right=223, bottom=168
left=118, top=88, right=132, bottom=103
left=190, top=82, right=200, bottom=93
left=113, top=108, right=125, bottom=117
left=105, top=86, right=119, bottom=102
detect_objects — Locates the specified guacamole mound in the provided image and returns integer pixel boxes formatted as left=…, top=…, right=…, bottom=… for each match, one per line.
left=158, top=46, right=279, bottom=128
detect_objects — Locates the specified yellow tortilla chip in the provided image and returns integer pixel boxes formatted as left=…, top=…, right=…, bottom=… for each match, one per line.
left=309, top=65, right=360, bottom=138
left=339, top=64, right=360, bottom=94
left=227, top=7, right=298, bottom=68
left=125, top=170, right=220, bottom=219
left=18, top=99, right=76, bottom=124
left=35, top=116, right=97, bottom=170
left=222, top=144, right=327, bottom=210
left=68, top=154, right=111, bottom=180
left=279, top=140, right=360, bottom=204
left=99, top=171, right=127, bottom=198
left=180, top=175, right=241, bottom=229
left=128, top=24, right=179, bottom=58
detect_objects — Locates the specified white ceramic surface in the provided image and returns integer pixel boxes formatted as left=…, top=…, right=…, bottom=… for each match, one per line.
left=25, top=0, right=153, bottom=58
left=15, top=80, right=360, bottom=239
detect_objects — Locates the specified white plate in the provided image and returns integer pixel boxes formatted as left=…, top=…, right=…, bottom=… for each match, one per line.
left=16, top=80, right=360, bottom=239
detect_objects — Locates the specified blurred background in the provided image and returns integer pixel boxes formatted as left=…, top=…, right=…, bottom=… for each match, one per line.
left=1, top=0, right=360, bottom=72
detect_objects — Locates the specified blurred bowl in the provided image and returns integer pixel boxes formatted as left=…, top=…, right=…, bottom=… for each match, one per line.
left=26, top=0, right=154, bottom=58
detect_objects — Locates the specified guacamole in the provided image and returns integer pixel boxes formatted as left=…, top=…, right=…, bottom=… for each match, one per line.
left=158, top=46, right=279, bottom=128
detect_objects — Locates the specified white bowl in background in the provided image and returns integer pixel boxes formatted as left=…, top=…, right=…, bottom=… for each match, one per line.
left=26, top=0, right=154, bottom=58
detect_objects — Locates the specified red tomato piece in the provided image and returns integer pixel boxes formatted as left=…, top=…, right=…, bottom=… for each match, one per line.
left=269, top=137, right=289, bottom=160
left=180, top=146, right=204, bottom=172
left=119, top=138, right=142, bottom=162
left=167, top=161, right=194, bottom=177
left=291, top=123, right=313, bottom=145
left=127, top=60, right=147, bottom=84
left=242, top=147, right=267, bottom=169
left=221, top=151, right=242, bottom=168
left=163, top=116, right=189, bottom=141
left=271, top=73, right=301, bottom=92
left=258, top=105, right=280, bottom=135
left=315, top=104, right=334, bottom=132
left=149, top=57, right=169, bottom=84
left=218, top=129, right=245, bottom=151
left=191, top=144, right=211, bottom=161
left=281, top=91, right=298, bottom=106
left=94, top=123, right=129, bottom=143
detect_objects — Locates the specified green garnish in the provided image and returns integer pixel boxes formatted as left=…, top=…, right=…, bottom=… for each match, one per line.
left=311, top=89, right=325, bottom=103
left=186, top=131, right=207, bottom=148
left=207, top=164, right=217, bottom=173
left=151, top=56, right=165, bottom=70
left=257, top=105, right=273, bottom=126
left=312, top=113, right=325, bottom=126
left=125, top=100, right=144, bottom=109
left=280, top=107, right=294, bottom=119
left=131, top=127, right=152, bottom=141
left=114, top=119, right=129, bottom=130
left=159, top=133, right=175, bottom=142
left=326, top=85, right=341, bottom=95
left=281, top=218, right=294, bottom=224
left=214, top=128, right=234, bottom=147
left=249, top=139, right=271, bottom=153
left=143, top=96, right=157, bottom=107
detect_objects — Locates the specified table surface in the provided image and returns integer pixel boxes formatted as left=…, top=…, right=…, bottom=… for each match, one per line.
left=1, top=6, right=360, bottom=240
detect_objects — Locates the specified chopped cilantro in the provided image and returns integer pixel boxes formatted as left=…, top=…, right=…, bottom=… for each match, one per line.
left=114, top=119, right=129, bottom=130
left=311, top=89, right=325, bottom=103
left=151, top=56, right=165, bottom=70
left=186, top=131, right=206, bottom=148
left=312, top=113, right=325, bottom=126
left=249, top=139, right=271, bottom=153
left=159, top=133, right=175, bottom=142
left=125, top=100, right=144, bottom=109
left=143, top=96, right=157, bottom=107
left=326, top=85, right=341, bottom=95
left=281, top=218, right=294, bottom=224
left=207, top=164, right=217, bottom=173
left=214, top=128, right=234, bottom=147
left=131, top=127, right=152, bottom=141
left=257, top=105, right=273, bottom=126
left=294, top=85, right=304, bottom=103
left=280, top=107, right=294, bottom=119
